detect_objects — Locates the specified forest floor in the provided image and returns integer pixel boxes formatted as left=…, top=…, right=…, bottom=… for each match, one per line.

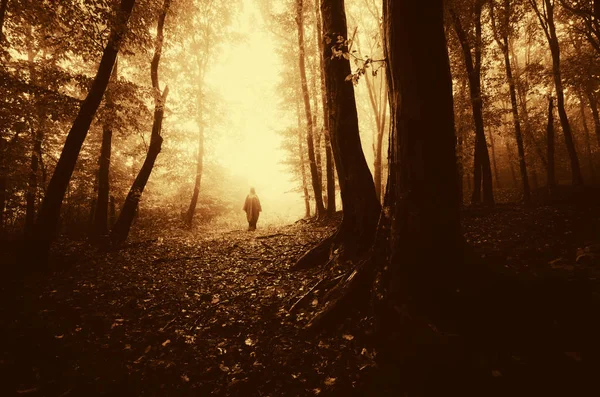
left=2, top=187, right=600, bottom=396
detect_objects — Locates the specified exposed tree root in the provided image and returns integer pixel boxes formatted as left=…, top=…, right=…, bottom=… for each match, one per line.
left=291, top=231, right=337, bottom=270
left=306, top=259, right=375, bottom=332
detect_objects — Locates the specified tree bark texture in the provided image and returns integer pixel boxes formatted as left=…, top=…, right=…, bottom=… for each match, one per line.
left=383, top=0, right=462, bottom=296
left=530, top=0, right=583, bottom=185
left=315, top=0, right=336, bottom=215
left=110, top=0, right=170, bottom=246
left=93, top=59, right=118, bottom=238
left=450, top=5, right=494, bottom=206
left=30, top=0, right=136, bottom=263
left=321, top=0, right=380, bottom=254
left=297, top=0, right=325, bottom=218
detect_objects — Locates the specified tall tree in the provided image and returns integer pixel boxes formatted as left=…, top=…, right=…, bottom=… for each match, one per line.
left=110, top=0, right=170, bottom=246
left=92, top=58, right=118, bottom=238
left=295, top=0, right=380, bottom=270
left=529, top=0, right=583, bottom=186
left=314, top=0, right=336, bottom=215
left=449, top=0, right=495, bottom=206
left=382, top=0, right=462, bottom=306
left=490, top=0, right=531, bottom=203
left=29, top=0, right=136, bottom=263
left=296, top=0, right=326, bottom=219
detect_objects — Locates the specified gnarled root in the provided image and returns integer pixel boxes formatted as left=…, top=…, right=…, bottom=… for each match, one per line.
left=292, top=232, right=337, bottom=270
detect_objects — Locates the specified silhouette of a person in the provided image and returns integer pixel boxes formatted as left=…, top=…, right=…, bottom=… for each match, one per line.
left=243, top=187, right=262, bottom=231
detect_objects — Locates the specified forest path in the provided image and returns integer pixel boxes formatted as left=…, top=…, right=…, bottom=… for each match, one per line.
left=2, top=218, right=376, bottom=397
left=3, top=194, right=600, bottom=396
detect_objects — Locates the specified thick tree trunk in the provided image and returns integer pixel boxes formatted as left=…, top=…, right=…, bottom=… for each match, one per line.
left=93, top=60, right=118, bottom=238
left=297, top=0, right=325, bottom=218
left=30, top=0, right=135, bottom=263
left=303, top=0, right=379, bottom=261
left=547, top=96, right=556, bottom=190
left=382, top=0, right=462, bottom=310
left=450, top=6, right=494, bottom=206
left=314, top=0, right=336, bottom=215
left=110, top=0, right=170, bottom=246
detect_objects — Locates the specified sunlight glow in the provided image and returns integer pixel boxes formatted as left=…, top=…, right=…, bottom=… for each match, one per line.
left=206, top=0, right=304, bottom=225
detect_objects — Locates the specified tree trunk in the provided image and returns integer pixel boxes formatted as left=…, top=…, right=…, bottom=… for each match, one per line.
left=450, top=5, right=494, bottom=206
left=314, top=0, right=336, bottom=215
left=185, top=49, right=208, bottom=227
left=501, top=41, right=530, bottom=203
left=584, top=88, right=600, bottom=148
left=25, top=45, right=43, bottom=240
left=110, top=0, right=170, bottom=246
left=93, top=59, right=118, bottom=238
left=532, top=0, right=583, bottom=185
left=488, top=129, right=501, bottom=189
left=29, top=0, right=135, bottom=263
left=296, top=0, right=380, bottom=267
left=505, top=139, right=518, bottom=188
left=579, top=95, right=596, bottom=182
left=297, top=0, right=325, bottom=218
left=365, top=69, right=387, bottom=203
left=382, top=0, right=462, bottom=315
left=297, top=99, right=311, bottom=218
left=547, top=96, right=556, bottom=190
left=311, top=61, right=323, bottom=192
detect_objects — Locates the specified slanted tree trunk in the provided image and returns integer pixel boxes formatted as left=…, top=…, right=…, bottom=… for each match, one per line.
left=450, top=4, right=494, bottom=206
left=93, top=59, right=118, bottom=238
left=110, top=0, right=170, bottom=246
left=296, top=0, right=325, bottom=219
left=530, top=0, right=583, bottom=186
left=314, top=0, right=336, bottom=215
left=547, top=96, right=556, bottom=190
left=29, top=0, right=135, bottom=264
